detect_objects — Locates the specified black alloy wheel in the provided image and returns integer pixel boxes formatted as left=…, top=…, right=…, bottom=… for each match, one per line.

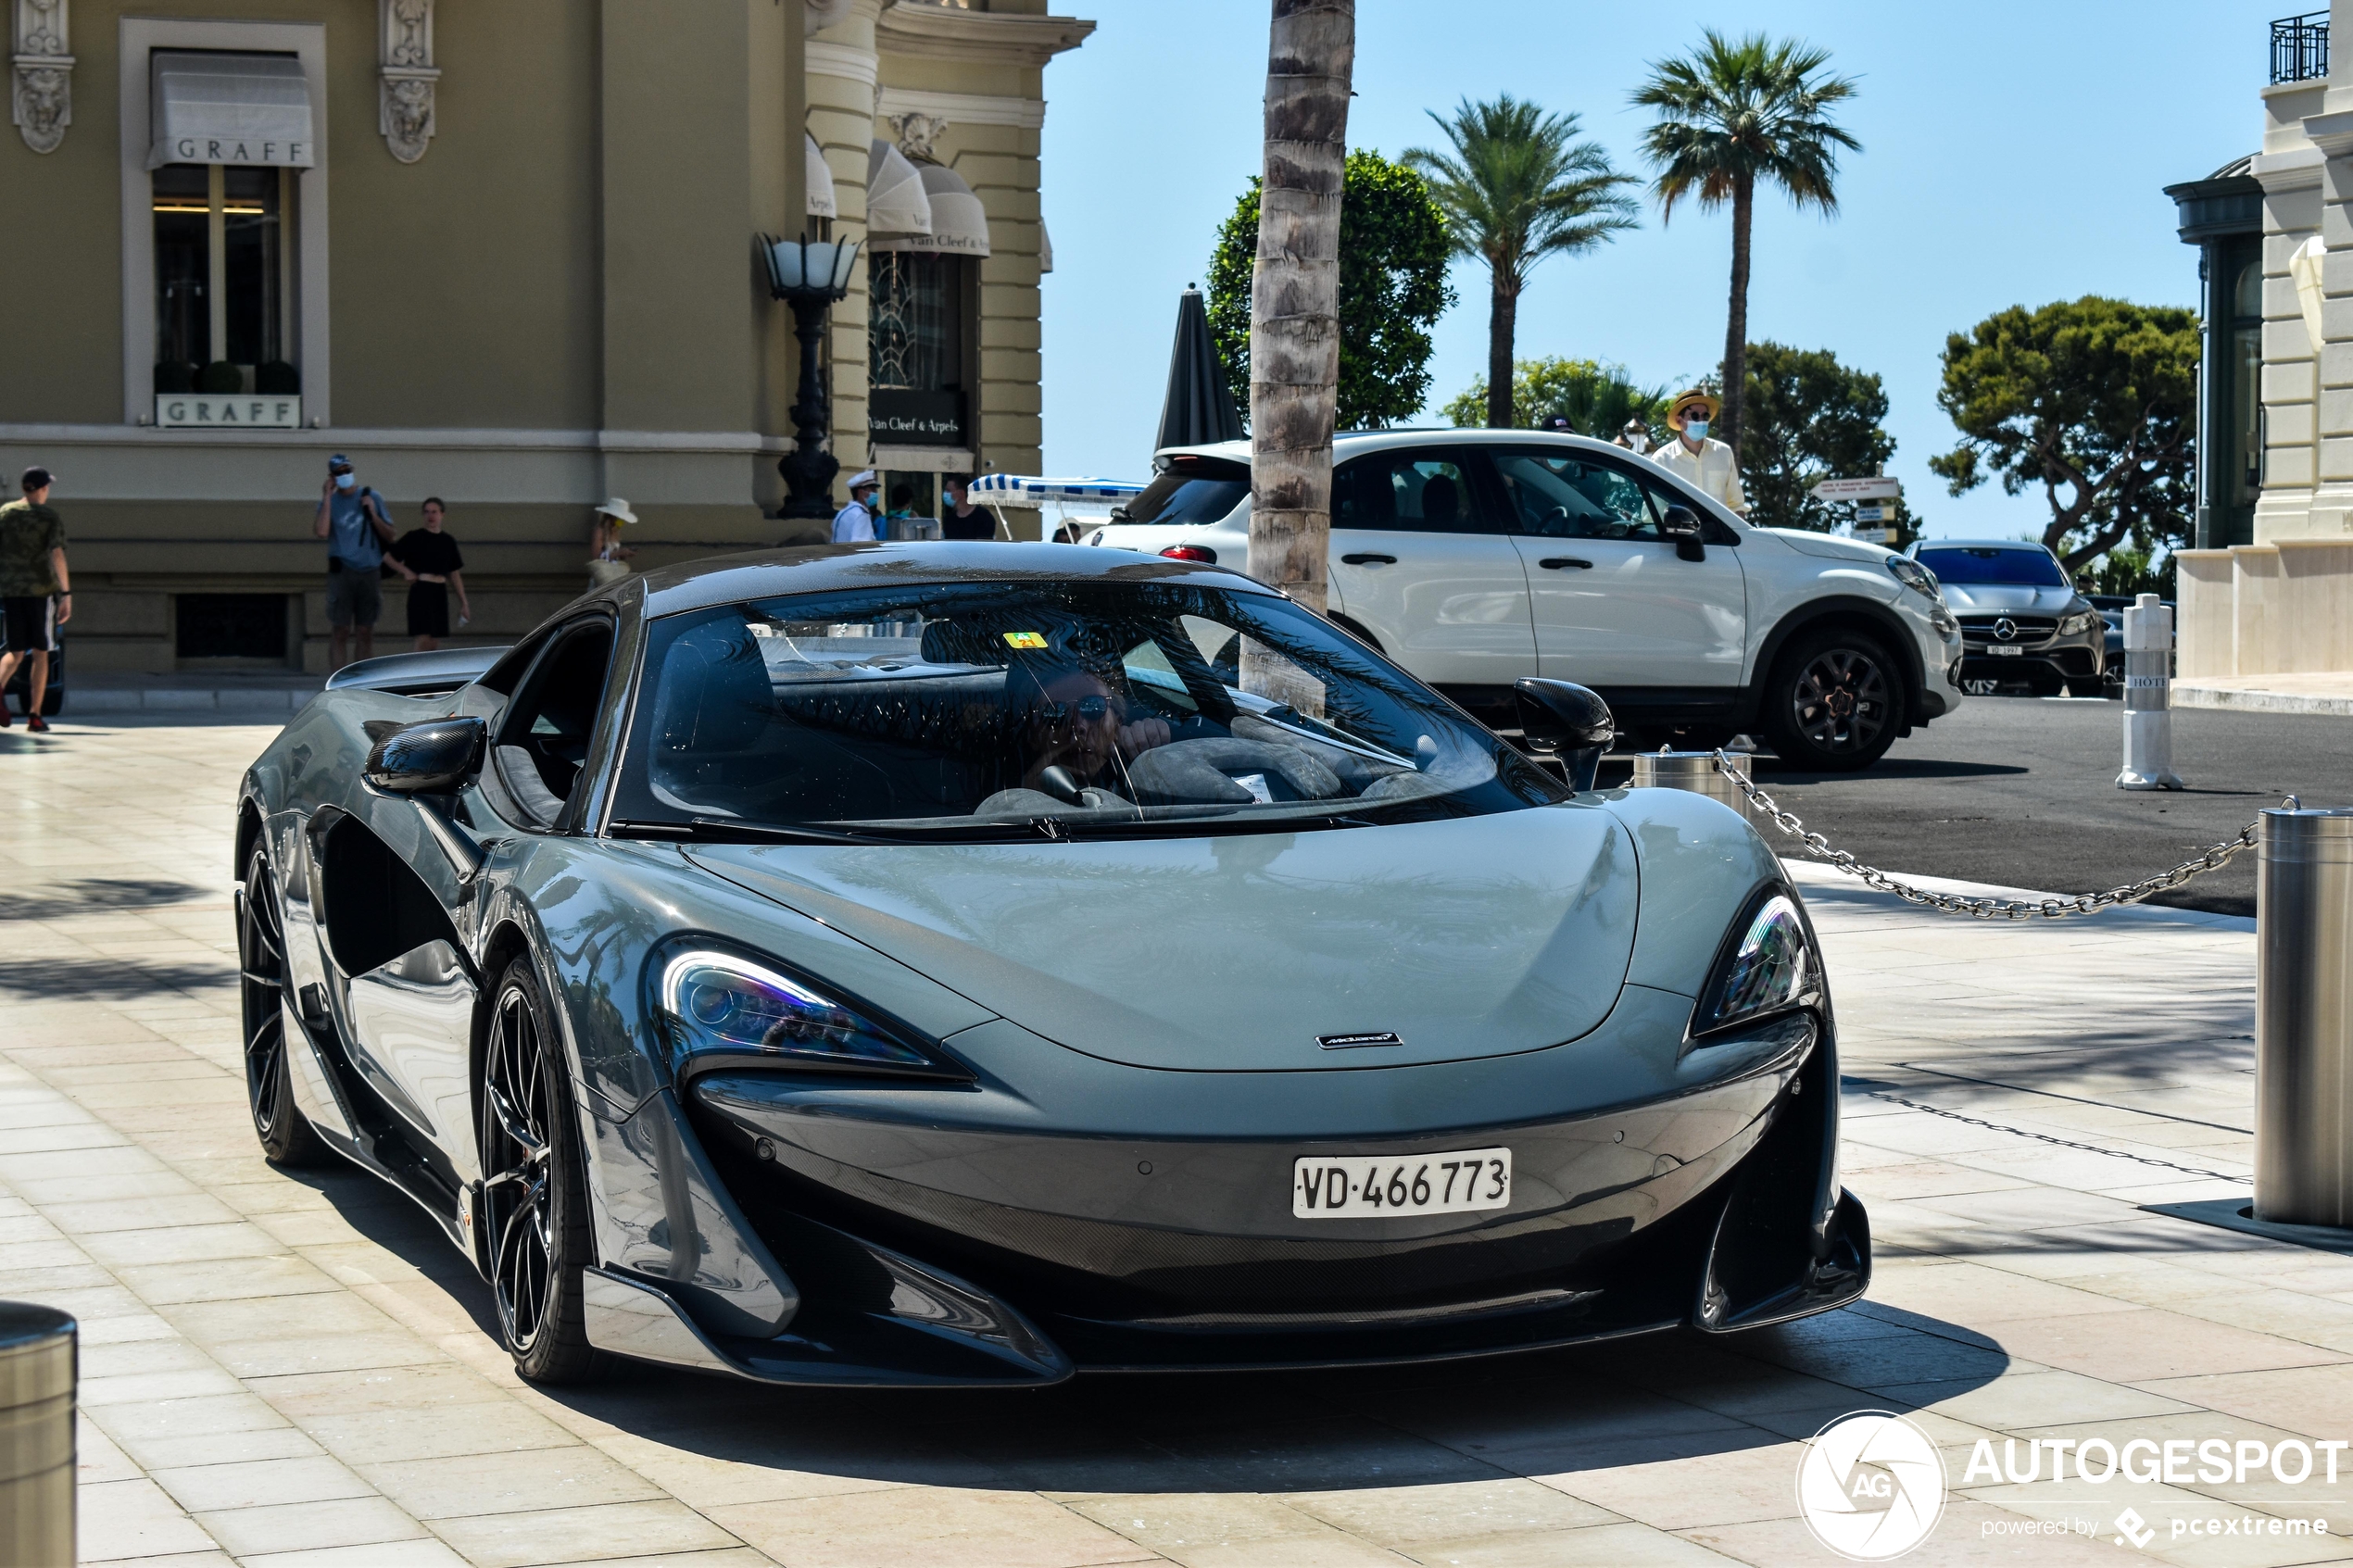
left=240, top=847, right=326, bottom=1166
left=1766, top=631, right=1900, bottom=772
left=480, top=956, right=606, bottom=1383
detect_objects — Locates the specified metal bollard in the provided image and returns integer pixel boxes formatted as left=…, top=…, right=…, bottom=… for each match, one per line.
left=2256, top=807, right=2353, bottom=1229
left=0, top=1302, right=76, bottom=1568
left=1632, top=749, right=1757, bottom=832
left=2118, top=593, right=2183, bottom=791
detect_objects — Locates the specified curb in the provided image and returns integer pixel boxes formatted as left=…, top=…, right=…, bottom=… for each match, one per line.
left=66, top=687, right=321, bottom=714
left=2174, top=684, right=2353, bottom=717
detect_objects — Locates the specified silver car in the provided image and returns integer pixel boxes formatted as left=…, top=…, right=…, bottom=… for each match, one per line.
left=1912, top=540, right=2105, bottom=696
left=234, top=544, right=1868, bottom=1387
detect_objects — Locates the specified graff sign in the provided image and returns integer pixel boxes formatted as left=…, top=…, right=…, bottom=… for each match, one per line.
left=155, top=395, right=304, bottom=430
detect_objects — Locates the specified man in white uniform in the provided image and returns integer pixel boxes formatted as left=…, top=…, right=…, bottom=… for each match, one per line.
left=1648, top=390, right=1746, bottom=517
left=832, top=470, right=881, bottom=544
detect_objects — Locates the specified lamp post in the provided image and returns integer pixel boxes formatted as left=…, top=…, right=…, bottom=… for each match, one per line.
left=761, top=234, right=862, bottom=521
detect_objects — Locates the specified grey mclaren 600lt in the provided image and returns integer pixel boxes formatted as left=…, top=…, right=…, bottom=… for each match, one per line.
left=233, top=543, right=1868, bottom=1386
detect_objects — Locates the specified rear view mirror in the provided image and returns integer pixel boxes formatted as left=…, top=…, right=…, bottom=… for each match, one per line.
left=1658, top=505, right=1705, bottom=562
left=1512, top=679, right=1615, bottom=792
left=364, top=716, right=486, bottom=794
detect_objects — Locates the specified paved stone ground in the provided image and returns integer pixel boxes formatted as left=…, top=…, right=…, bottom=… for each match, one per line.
left=6, top=717, right=2353, bottom=1567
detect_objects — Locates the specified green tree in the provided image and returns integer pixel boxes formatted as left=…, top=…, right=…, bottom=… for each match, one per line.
left=1206, top=149, right=1453, bottom=433
left=1633, top=32, right=1858, bottom=449
left=1930, top=296, right=2199, bottom=572
left=1442, top=358, right=1673, bottom=439
left=1737, top=342, right=1904, bottom=535
left=1402, top=97, right=1639, bottom=428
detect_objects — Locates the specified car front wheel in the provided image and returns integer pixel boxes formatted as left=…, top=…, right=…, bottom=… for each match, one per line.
left=240, top=846, right=328, bottom=1167
left=480, top=955, right=609, bottom=1385
left=1763, top=629, right=1902, bottom=771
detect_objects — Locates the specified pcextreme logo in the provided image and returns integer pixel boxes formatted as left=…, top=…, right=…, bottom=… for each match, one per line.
left=1795, top=1411, right=1947, bottom=1561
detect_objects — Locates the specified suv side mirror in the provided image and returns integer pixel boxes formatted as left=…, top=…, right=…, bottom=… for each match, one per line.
left=1513, top=679, right=1616, bottom=792
left=1658, top=505, right=1706, bottom=562
left=364, top=716, right=486, bottom=794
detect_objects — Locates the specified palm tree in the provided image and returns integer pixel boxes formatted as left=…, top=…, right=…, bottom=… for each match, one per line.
left=1403, top=97, right=1639, bottom=429
left=1633, top=31, right=1858, bottom=449
left=1247, top=0, right=1354, bottom=618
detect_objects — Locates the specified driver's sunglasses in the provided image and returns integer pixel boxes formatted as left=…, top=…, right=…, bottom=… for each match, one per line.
left=1038, top=695, right=1115, bottom=723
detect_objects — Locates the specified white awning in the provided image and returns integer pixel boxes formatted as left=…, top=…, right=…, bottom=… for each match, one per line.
left=148, top=52, right=314, bottom=170
left=806, top=132, right=837, bottom=219
left=866, top=140, right=932, bottom=239
left=872, top=163, right=990, bottom=257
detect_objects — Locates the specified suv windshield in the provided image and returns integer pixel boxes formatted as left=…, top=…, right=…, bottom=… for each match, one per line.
left=1915, top=546, right=2068, bottom=588
left=611, top=580, right=1567, bottom=841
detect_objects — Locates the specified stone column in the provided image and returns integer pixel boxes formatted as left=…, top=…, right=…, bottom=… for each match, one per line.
left=806, top=0, right=879, bottom=490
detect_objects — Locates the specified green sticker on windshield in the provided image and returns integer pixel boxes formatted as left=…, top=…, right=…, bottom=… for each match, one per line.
left=1003, top=632, right=1048, bottom=650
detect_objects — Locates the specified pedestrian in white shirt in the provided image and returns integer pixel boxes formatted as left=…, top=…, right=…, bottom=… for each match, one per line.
left=833, top=471, right=881, bottom=544
left=1649, top=390, right=1746, bottom=517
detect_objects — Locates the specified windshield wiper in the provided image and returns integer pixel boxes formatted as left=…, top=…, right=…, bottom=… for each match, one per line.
left=610, top=818, right=889, bottom=847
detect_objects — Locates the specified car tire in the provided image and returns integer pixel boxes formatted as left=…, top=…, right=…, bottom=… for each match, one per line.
left=480, top=955, right=610, bottom=1386
left=240, top=847, right=330, bottom=1168
left=1761, top=628, right=1903, bottom=772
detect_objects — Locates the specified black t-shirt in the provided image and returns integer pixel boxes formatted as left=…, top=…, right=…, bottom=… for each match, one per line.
left=392, top=529, right=463, bottom=577
left=941, top=505, right=993, bottom=542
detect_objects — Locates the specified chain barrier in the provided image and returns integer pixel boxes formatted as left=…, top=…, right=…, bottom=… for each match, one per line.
left=1710, top=750, right=2293, bottom=922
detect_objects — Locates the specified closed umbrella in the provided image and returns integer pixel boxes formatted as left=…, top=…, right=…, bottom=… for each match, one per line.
left=1155, top=285, right=1244, bottom=450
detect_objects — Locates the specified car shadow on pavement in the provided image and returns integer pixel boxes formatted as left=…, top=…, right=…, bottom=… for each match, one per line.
left=0, top=875, right=210, bottom=924
left=303, top=1160, right=2010, bottom=1492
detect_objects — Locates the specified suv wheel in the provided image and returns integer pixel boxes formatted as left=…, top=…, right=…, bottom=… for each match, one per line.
left=1763, top=629, right=1901, bottom=772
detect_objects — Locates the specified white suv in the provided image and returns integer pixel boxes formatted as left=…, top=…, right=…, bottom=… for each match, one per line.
left=1083, top=431, right=1965, bottom=771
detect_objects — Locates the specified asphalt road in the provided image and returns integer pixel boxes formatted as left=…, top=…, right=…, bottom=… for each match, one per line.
left=1599, top=696, right=2353, bottom=918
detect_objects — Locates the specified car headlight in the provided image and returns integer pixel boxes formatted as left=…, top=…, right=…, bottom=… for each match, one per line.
left=1884, top=555, right=1941, bottom=600
left=2058, top=611, right=2095, bottom=635
left=651, top=942, right=966, bottom=1082
left=1697, top=890, right=1820, bottom=1035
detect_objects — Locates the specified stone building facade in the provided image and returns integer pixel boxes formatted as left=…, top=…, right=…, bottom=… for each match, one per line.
left=0, top=0, right=1086, bottom=675
left=2174, top=2, right=2353, bottom=679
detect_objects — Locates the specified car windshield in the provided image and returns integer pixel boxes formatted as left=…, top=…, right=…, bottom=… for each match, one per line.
left=1914, top=547, right=2068, bottom=587
left=610, top=579, right=1568, bottom=841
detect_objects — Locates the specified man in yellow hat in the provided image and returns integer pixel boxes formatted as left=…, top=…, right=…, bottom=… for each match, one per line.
left=1650, top=389, right=1746, bottom=517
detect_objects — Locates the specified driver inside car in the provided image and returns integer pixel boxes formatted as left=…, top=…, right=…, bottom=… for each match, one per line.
left=1013, top=659, right=1172, bottom=797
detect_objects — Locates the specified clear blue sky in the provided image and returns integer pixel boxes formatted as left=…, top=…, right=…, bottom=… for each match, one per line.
left=1037, top=0, right=2279, bottom=540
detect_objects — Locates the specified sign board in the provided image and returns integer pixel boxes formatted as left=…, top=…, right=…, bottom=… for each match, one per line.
left=1856, top=526, right=1900, bottom=545
left=869, top=389, right=966, bottom=447
left=155, top=395, right=303, bottom=430
left=1853, top=503, right=1889, bottom=522
left=1812, top=476, right=1903, bottom=500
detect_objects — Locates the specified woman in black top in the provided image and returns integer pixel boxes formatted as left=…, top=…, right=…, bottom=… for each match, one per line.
left=389, top=497, right=470, bottom=651
left=941, top=475, right=997, bottom=541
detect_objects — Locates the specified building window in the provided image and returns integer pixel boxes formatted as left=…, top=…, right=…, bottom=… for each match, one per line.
left=2232, top=258, right=2261, bottom=508
left=154, top=164, right=296, bottom=394
left=869, top=251, right=963, bottom=393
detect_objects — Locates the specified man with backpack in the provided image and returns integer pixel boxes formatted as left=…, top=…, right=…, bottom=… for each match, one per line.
left=312, top=453, right=397, bottom=670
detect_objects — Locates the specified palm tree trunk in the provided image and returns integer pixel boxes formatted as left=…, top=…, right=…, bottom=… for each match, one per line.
left=1721, top=171, right=1753, bottom=450
left=1486, top=273, right=1516, bottom=428
left=1247, top=0, right=1353, bottom=621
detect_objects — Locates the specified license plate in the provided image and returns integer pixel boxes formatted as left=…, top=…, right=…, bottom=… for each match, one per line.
left=1987, top=645, right=2023, bottom=657
left=1293, top=1148, right=1511, bottom=1218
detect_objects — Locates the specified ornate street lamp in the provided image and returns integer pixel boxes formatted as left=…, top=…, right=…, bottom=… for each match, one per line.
left=761, top=234, right=863, bottom=521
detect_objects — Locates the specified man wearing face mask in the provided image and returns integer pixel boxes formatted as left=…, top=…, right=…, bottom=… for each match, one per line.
left=311, top=454, right=397, bottom=669
left=1648, top=390, right=1745, bottom=517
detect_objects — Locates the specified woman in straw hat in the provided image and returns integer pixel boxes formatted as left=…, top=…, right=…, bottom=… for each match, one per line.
left=1649, top=390, right=1746, bottom=517
left=588, top=497, right=637, bottom=587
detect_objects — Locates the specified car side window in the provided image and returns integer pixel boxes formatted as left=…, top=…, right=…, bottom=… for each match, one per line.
left=494, top=619, right=617, bottom=822
left=1333, top=451, right=1499, bottom=534
left=1491, top=450, right=1667, bottom=542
